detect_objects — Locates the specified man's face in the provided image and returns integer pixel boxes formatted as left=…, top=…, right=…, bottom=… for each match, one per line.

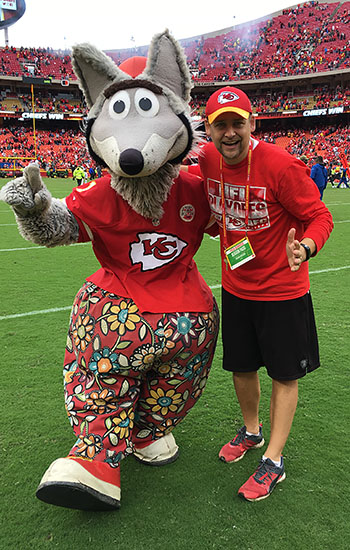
left=205, top=112, right=255, bottom=165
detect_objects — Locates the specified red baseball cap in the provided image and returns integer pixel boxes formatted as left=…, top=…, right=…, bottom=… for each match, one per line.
left=205, top=86, right=252, bottom=123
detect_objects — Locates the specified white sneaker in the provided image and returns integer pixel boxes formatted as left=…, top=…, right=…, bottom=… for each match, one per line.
left=133, top=433, right=179, bottom=466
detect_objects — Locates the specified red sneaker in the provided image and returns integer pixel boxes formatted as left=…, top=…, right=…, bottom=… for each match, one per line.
left=219, top=425, right=264, bottom=463
left=238, top=457, right=286, bottom=502
left=36, top=457, right=121, bottom=510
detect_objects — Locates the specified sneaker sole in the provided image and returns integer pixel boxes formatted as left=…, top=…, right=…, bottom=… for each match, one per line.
left=36, top=481, right=121, bottom=511
left=36, top=458, right=121, bottom=510
left=239, top=472, right=286, bottom=502
left=133, top=448, right=179, bottom=466
left=219, top=438, right=265, bottom=463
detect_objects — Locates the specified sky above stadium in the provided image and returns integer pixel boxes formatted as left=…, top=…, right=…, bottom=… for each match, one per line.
left=1, top=0, right=297, bottom=51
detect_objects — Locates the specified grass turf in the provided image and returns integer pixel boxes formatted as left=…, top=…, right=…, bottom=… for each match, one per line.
left=1, top=179, right=349, bottom=549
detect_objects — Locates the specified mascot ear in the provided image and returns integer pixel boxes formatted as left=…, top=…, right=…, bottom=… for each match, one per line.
left=142, top=29, right=192, bottom=104
left=72, top=43, right=132, bottom=107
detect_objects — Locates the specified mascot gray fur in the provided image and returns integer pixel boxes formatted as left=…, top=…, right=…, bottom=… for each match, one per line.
left=1, top=30, right=219, bottom=511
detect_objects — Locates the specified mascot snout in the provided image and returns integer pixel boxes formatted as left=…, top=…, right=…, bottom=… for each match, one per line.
left=119, top=148, right=144, bottom=175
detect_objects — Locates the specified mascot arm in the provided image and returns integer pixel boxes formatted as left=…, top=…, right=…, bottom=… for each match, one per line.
left=0, top=164, right=79, bottom=247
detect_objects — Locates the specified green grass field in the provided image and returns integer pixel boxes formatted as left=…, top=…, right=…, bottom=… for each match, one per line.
left=1, top=178, right=350, bottom=550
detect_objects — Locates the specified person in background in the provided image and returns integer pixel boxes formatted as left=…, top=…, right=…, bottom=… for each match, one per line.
left=72, top=165, right=85, bottom=186
left=337, top=166, right=350, bottom=189
left=328, top=165, right=337, bottom=188
left=310, top=156, right=328, bottom=199
left=185, top=86, right=333, bottom=502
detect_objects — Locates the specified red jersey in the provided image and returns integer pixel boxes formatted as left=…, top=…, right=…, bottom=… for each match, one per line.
left=199, top=139, right=333, bottom=301
left=65, top=172, right=214, bottom=313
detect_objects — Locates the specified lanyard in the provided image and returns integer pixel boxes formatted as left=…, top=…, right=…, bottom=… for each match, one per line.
left=220, top=142, right=252, bottom=249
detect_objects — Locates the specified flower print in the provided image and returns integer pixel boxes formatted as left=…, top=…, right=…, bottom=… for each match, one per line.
left=168, top=313, right=198, bottom=347
left=63, top=360, right=78, bottom=385
left=201, top=311, right=216, bottom=334
left=106, top=300, right=140, bottom=336
left=161, top=327, right=176, bottom=356
left=191, top=371, right=210, bottom=400
left=65, top=394, right=79, bottom=426
left=146, top=387, right=182, bottom=416
left=72, top=314, right=94, bottom=352
left=105, top=450, right=123, bottom=468
left=86, top=388, right=118, bottom=414
left=112, top=408, right=135, bottom=440
left=184, top=351, right=209, bottom=380
left=131, top=343, right=163, bottom=370
left=157, top=363, right=172, bottom=376
left=89, top=347, right=120, bottom=375
left=75, top=433, right=103, bottom=459
left=160, top=417, right=181, bottom=434
left=155, top=358, right=184, bottom=378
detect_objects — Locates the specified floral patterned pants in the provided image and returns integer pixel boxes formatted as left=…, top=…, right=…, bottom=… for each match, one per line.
left=63, top=283, right=219, bottom=469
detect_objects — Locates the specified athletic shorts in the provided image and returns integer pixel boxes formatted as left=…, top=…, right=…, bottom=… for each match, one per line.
left=221, top=288, right=320, bottom=381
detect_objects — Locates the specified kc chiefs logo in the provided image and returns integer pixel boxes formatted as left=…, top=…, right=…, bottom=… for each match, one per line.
left=130, top=232, right=188, bottom=271
left=218, top=91, right=240, bottom=104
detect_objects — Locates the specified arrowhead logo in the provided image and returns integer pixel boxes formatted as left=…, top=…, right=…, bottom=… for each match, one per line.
left=130, top=232, right=188, bottom=271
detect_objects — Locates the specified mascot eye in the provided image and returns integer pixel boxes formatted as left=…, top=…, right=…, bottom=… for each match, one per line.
left=134, top=88, right=159, bottom=118
left=109, top=90, right=131, bottom=119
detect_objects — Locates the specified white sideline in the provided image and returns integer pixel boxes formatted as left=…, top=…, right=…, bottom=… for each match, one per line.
left=0, top=267, right=349, bottom=321
left=0, top=242, right=90, bottom=252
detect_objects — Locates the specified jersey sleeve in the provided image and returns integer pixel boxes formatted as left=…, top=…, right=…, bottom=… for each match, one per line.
left=64, top=178, right=110, bottom=243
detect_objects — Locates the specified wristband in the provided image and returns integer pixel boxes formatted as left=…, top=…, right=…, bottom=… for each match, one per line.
left=300, top=243, right=311, bottom=261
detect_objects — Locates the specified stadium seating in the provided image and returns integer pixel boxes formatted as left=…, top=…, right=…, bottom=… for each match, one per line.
left=0, top=0, right=349, bottom=176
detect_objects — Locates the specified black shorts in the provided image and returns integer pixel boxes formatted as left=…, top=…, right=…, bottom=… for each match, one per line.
left=221, top=288, right=320, bottom=381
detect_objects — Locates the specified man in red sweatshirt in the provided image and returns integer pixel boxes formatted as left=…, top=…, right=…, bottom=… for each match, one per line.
left=186, top=86, right=333, bottom=501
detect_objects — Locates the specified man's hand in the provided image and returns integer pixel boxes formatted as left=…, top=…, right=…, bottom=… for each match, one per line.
left=286, top=227, right=305, bottom=272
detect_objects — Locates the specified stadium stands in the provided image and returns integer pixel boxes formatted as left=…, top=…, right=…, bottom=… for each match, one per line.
left=0, top=0, right=349, bottom=176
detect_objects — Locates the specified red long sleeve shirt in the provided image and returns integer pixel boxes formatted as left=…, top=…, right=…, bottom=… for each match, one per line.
left=198, top=139, right=333, bottom=301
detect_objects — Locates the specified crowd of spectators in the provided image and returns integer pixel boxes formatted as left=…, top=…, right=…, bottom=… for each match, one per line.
left=0, top=45, right=75, bottom=80
left=0, top=92, right=87, bottom=114
left=0, top=126, right=94, bottom=174
left=0, top=117, right=348, bottom=177
left=0, top=1, right=349, bottom=83
left=190, top=84, right=350, bottom=118
left=0, top=0, right=349, bottom=178
left=253, top=121, right=350, bottom=174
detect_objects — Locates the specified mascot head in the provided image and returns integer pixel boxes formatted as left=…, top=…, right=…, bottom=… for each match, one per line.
left=72, top=30, right=195, bottom=175
left=72, top=30, right=197, bottom=220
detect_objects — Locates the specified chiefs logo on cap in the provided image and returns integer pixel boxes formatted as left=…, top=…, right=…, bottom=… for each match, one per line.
left=218, top=91, right=240, bottom=104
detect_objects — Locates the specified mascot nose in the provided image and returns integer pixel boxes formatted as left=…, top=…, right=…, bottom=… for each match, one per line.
left=119, top=149, right=144, bottom=175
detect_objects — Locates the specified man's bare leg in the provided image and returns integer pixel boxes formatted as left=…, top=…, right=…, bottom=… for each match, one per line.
left=264, top=378, right=299, bottom=462
left=233, top=371, right=260, bottom=434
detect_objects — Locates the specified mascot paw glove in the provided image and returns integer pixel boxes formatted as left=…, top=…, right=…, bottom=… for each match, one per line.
left=0, top=164, right=51, bottom=217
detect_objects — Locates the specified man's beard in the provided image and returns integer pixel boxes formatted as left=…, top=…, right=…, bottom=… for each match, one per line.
left=110, top=163, right=180, bottom=221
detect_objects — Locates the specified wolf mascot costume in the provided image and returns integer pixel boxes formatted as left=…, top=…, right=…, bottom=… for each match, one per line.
left=1, top=30, right=219, bottom=511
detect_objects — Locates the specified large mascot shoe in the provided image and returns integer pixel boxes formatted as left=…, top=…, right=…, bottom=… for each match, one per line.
left=133, top=433, right=179, bottom=466
left=36, top=457, right=121, bottom=511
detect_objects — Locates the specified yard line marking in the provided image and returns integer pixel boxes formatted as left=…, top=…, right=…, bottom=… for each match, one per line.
left=309, top=265, right=350, bottom=275
left=0, top=306, right=72, bottom=320
left=0, top=223, right=17, bottom=226
left=0, top=242, right=90, bottom=252
left=335, top=219, right=350, bottom=223
left=1, top=266, right=349, bottom=321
